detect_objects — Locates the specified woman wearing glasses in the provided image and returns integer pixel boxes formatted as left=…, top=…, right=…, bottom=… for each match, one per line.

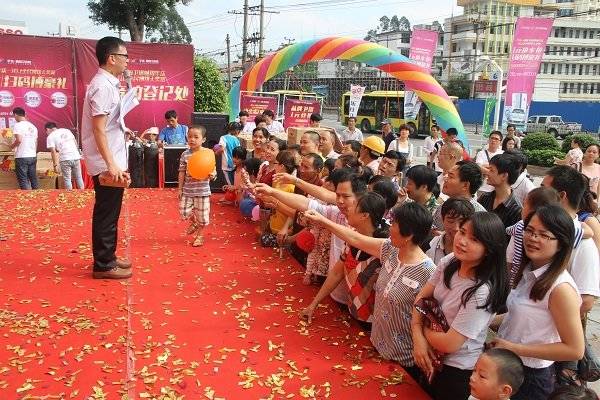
left=490, top=205, right=585, bottom=400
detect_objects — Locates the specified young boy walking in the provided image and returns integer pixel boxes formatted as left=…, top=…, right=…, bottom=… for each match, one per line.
left=178, top=125, right=215, bottom=247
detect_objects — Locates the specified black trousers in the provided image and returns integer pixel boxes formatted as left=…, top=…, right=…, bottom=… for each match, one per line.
left=513, top=365, right=555, bottom=400
left=92, top=175, right=124, bottom=271
left=431, top=364, right=472, bottom=400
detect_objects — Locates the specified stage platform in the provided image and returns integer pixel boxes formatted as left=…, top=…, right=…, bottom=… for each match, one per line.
left=0, top=189, right=429, bottom=399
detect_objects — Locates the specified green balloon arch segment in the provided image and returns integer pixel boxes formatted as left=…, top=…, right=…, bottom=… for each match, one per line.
left=228, top=36, right=467, bottom=145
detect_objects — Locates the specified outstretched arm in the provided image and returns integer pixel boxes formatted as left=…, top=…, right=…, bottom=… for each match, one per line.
left=273, top=173, right=336, bottom=204
left=303, top=209, right=384, bottom=257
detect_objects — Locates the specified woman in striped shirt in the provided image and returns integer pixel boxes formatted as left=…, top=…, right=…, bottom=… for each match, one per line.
left=303, top=202, right=436, bottom=383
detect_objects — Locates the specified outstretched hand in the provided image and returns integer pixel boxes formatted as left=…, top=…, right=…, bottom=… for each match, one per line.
left=273, top=173, right=295, bottom=186
left=302, top=209, right=326, bottom=225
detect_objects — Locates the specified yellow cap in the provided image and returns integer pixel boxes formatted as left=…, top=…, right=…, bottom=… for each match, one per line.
left=362, top=135, right=385, bottom=155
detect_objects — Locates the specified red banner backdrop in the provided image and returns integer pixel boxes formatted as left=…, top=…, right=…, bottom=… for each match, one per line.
left=0, top=35, right=76, bottom=150
left=74, top=39, right=194, bottom=135
left=283, top=98, right=321, bottom=128
left=239, top=93, right=277, bottom=120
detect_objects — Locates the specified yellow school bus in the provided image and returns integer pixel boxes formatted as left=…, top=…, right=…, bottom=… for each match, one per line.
left=340, top=90, right=458, bottom=138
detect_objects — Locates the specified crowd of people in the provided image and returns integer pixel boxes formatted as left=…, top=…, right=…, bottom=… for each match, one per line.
left=7, top=34, right=600, bottom=400
left=172, top=107, right=600, bottom=400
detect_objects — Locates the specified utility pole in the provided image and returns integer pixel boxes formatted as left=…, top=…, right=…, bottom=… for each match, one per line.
left=226, top=34, right=232, bottom=89
left=242, top=0, right=248, bottom=65
left=469, top=12, right=486, bottom=99
left=259, top=0, right=265, bottom=58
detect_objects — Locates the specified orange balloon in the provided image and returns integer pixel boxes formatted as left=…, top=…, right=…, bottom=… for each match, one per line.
left=187, top=148, right=216, bottom=179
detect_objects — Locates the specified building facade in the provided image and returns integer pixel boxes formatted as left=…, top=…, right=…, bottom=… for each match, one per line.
left=443, top=0, right=600, bottom=102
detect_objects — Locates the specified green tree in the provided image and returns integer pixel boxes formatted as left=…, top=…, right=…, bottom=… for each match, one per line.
left=148, top=7, right=192, bottom=44
left=87, top=0, right=192, bottom=42
left=194, top=57, right=227, bottom=113
left=379, top=16, right=390, bottom=32
left=444, top=76, right=471, bottom=99
left=398, top=16, right=411, bottom=31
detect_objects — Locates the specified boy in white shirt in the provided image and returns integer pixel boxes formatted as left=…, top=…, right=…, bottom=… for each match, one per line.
left=10, top=107, right=39, bottom=190
left=45, top=122, right=84, bottom=189
left=469, top=348, right=524, bottom=400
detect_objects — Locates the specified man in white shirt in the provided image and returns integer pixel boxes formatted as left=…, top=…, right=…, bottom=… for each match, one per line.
left=10, top=107, right=39, bottom=190
left=506, top=150, right=534, bottom=204
left=238, top=110, right=255, bottom=134
left=318, top=130, right=339, bottom=160
left=45, top=122, right=84, bottom=190
left=339, top=117, right=363, bottom=142
left=262, top=109, right=284, bottom=135
left=81, top=36, right=133, bottom=280
left=423, top=124, right=441, bottom=169
left=475, top=130, right=504, bottom=193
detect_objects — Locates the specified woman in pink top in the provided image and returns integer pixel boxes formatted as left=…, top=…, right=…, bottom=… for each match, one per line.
left=577, top=144, right=600, bottom=201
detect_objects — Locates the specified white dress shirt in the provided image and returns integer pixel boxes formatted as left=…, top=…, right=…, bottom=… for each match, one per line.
left=498, top=264, right=580, bottom=368
left=81, top=68, right=126, bottom=176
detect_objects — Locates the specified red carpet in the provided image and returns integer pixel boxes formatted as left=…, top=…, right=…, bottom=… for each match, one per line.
left=0, top=189, right=430, bottom=399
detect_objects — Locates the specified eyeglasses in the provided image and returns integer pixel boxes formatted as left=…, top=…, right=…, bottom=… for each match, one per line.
left=523, top=227, right=557, bottom=242
left=111, top=53, right=129, bottom=59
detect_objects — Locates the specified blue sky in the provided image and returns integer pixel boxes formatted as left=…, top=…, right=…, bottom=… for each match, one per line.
left=5, top=0, right=457, bottom=61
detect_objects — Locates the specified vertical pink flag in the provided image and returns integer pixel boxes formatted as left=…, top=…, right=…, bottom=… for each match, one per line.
left=404, top=28, right=438, bottom=120
left=502, top=17, right=553, bottom=131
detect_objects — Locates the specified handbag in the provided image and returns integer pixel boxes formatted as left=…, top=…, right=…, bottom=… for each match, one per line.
left=578, top=341, right=600, bottom=382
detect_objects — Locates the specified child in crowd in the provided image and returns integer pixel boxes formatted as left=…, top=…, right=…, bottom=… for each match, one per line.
left=215, top=121, right=241, bottom=185
left=222, top=146, right=249, bottom=204
left=259, top=150, right=297, bottom=247
left=468, top=348, right=524, bottom=400
left=178, top=126, right=215, bottom=247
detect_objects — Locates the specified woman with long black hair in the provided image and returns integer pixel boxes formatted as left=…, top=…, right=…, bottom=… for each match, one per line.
left=491, top=205, right=584, bottom=400
left=412, top=212, right=509, bottom=400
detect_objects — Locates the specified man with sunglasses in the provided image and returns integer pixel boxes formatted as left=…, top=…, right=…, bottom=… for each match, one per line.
left=81, top=36, right=133, bottom=280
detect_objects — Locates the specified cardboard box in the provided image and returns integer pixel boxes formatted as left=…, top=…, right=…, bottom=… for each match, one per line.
left=36, top=152, right=54, bottom=174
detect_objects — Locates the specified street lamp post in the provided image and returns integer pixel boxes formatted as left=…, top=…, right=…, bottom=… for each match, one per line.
left=479, top=56, right=504, bottom=131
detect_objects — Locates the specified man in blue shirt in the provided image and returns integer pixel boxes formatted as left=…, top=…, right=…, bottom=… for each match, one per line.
left=158, top=110, right=188, bottom=145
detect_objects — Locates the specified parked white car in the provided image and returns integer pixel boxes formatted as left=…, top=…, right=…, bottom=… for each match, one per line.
left=525, top=115, right=582, bottom=138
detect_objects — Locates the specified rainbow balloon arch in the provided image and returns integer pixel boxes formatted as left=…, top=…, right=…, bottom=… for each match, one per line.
left=228, top=36, right=467, bottom=146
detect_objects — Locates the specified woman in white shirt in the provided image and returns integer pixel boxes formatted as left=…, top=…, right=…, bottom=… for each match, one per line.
left=412, top=212, right=509, bottom=400
left=387, top=124, right=413, bottom=166
left=491, top=205, right=584, bottom=400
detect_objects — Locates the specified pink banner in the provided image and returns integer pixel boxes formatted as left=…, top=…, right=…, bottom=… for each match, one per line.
left=404, top=28, right=438, bottom=120
left=74, top=39, right=194, bottom=135
left=0, top=36, right=76, bottom=151
left=283, top=98, right=321, bottom=128
left=239, top=94, right=277, bottom=120
left=502, top=17, right=553, bottom=130
left=408, top=28, right=438, bottom=72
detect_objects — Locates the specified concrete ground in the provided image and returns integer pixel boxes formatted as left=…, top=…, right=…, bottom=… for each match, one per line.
left=323, top=111, right=600, bottom=393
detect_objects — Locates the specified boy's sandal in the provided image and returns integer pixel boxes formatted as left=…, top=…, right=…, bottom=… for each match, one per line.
left=192, top=235, right=204, bottom=247
left=186, top=223, right=199, bottom=235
